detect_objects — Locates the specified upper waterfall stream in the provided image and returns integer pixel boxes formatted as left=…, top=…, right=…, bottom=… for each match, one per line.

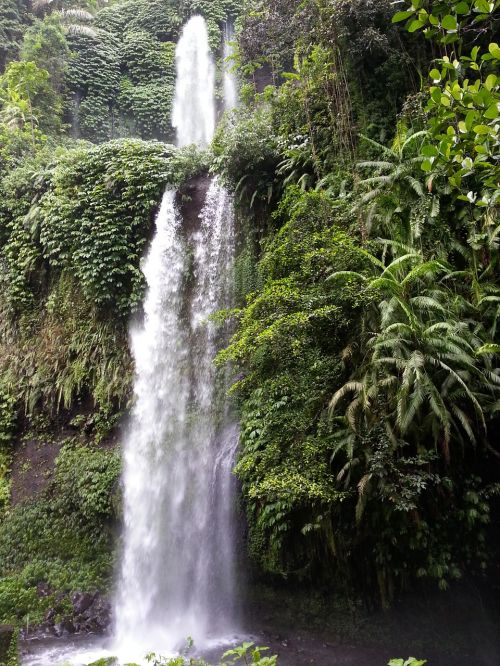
left=172, top=15, right=215, bottom=148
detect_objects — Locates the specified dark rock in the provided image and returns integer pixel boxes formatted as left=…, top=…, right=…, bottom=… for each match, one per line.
left=72, top=591, right=96, bottom=615
left=44, top=607, right=57, bottom=622
left=0, top=625, right=14, bottom=662
left=177, top=174, right=211, bottom=235
left=73, top=593, right=111, bottom=634
left=36, top=582, right=51, bottom=598
left=21, top=591, right=112, bottom=640
left=53, top=619, right=74, bottom=637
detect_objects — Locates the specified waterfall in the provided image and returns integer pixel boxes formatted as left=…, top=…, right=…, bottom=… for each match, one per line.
left=172, top=16, right=215, bottom=147
left=113, top=14, right=239, bottom=662
left=113, top=190, right=189, bottom=657
left=223, top=21, right=238, bottom=111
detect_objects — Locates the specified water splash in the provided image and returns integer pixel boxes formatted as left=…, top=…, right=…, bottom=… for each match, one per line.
left=172, top=15, right=215, bottom=147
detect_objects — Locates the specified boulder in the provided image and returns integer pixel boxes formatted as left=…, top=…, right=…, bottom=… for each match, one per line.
left=73, top=593, right=111, bottom=634
left=72, top=592, right=96, bottom=615
left=0, top=625, right=14, bottom=662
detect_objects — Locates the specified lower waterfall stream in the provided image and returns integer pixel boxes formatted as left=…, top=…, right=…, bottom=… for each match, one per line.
left=114, top=14, right=241, bottom=658
left=114, top=179, right=239, bottom=660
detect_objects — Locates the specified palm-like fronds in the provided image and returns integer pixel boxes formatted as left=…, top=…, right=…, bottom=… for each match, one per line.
left=329, top=250, right=500, bottom=461
left=353, top=129, right=441, bottom=245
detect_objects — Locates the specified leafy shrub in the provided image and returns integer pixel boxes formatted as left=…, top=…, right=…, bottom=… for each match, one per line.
left=55, top=441, right=121, bottom=520
left=40, top=140, right=170, bottom=313
left=0, top=442, right=119, bottom=623
left=218, top=187, right=369, bottom=577
left=212, top=105, right=281, bottom=211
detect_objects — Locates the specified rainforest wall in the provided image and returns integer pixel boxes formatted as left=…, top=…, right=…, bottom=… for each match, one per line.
left=0, top=0, right=499, bottom=634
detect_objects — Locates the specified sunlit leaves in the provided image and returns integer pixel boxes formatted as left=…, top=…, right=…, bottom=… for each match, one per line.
left=391, top=0, right=499, bottom=44
left=420, top=47, right=500, bottom=207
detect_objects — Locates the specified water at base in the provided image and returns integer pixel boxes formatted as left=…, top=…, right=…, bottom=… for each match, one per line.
left=21, top=632, right=248, bottom=666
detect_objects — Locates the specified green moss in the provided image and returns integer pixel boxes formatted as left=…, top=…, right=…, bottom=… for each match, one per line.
left=0, top=442, right=120, bottom=624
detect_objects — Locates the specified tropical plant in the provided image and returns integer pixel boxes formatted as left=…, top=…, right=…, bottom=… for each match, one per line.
left=353, top=129, right=442, bottom=244
left=329, top=249, right=500, bottom=459
left=0, top=59, right=61, bottom=138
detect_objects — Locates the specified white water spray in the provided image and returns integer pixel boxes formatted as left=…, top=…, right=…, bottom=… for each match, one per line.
left=113, top=14, right=239, bottom=662
left=172, top=16, right=215, bottom=147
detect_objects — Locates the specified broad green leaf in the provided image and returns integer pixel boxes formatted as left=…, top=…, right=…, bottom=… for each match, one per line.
left=441, top=14, right=458, bottom=31
left=421, top=144, right=438, bottom=157
left=484, top=102, right=499, bottom=119
left=455, top=1, right=469, bottom=13
left=431, top=87, right=442, bottom=103
left=429, top=68, right=441, bottom=80
left=474, top=0, right=491, bottom=12
left=465, top=109, right=477, bottom=130
left=408, top=18, right=426, bottom=31
left=392, top=10, right=414, bottom=22
left=489, top=43, right=500, bottom=58
left=484, top=73, right=497, bottom=90
left=474, top=124, right=492, bottom=133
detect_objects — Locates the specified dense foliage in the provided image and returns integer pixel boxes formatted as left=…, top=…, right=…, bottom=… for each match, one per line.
left=215, top=0, right=500, bottom=605
left=0, top=439, right=120, bottom=625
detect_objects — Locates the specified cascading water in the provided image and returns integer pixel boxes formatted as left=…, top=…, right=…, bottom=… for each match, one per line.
left=113, top=14, right=239, bottom=662
left=172, top=15, right=215, bottom=147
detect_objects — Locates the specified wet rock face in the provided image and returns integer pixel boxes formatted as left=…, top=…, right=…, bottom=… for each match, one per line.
left=73, top=594, right=111, bottom=634
left=0, top=625, right=14, bottom=661
left=177, top=173, right=211, bottom=235
left=36, top=592, right=111, bottom=638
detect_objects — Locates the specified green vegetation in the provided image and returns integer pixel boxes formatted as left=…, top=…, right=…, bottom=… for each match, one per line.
left=0, top=438, right=120, bottom=624
left=144, top=641, right=277, bottom=666
left=214, top=0, right=500, bottom=606
left=79, top=648, right=427, bottom=666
